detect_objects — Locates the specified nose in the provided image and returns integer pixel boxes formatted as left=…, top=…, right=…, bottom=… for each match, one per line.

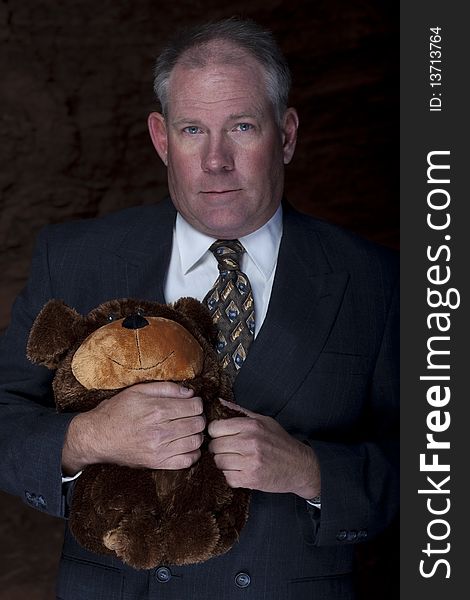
left=122, top=314, right=149, bottom=330
left=201, top=134, right=234, bottom=173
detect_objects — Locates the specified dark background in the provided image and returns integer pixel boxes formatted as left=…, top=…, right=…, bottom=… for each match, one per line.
left=0, top=1, right=398, bottom=598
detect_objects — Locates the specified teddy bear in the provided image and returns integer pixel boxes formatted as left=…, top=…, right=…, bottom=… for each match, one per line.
left=26, top=297, right=250, bottom=570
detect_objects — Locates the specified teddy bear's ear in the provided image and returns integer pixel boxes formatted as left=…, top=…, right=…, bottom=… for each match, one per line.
left=27, top=300, right=83, bottom=369
left=173, top=296, right=217, bottom=342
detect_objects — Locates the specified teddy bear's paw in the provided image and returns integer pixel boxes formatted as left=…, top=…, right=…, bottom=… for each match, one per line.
left=103, top=528, right=128, bottom=554
left=103, top=521, right=163, bottom=570
left=160, top=511, right=221, bottom=565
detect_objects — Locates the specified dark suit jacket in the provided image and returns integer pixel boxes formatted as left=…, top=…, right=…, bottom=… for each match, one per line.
left=0, top=198, right=399, bottom=600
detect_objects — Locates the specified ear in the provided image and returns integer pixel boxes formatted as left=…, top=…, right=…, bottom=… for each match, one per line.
left=147, top=111, right=169, bottom=166
left=173, top=297, right=217, bottom=343
left=27, top=300, right=82, bottom=369
left=281, top=107, right=299, bottom=165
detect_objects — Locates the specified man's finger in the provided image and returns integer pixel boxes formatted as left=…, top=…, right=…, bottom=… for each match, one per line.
left=157, top=449, right=201, bottom=470
left=208, top=416, right=249, bottom=438
left=154, top=396, right=204, bottom=421
left=212, top=452, right=244, bottom=472
left=133, top=381, right=195, bottom=399
left=164, top=433, right=204, bottom=456
left=209, top=436, right=244, bottom=456
left=160, top=414, right=206, bottom=440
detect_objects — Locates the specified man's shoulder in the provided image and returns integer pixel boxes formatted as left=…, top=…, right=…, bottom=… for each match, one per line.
left=284, top=205, right=398, bottom=278
left=40, top=199, right=176, bottom=249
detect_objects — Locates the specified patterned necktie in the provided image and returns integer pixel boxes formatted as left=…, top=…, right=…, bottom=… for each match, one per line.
left=203, top=240, right=255, bottom=378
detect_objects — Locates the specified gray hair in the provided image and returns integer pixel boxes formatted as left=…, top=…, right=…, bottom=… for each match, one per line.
left=153, top=18, right=292, bottom=124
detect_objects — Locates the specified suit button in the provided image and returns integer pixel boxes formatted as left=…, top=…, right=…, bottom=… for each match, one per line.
left=336, top=530, right=347, bottom=541
left=347, top=530, right=358, bottom=541
left=358, top=529, right=368, bottom=540
left=234, top=572, right=251, bottom=588
left=24, top=491, right=47, bottom=509
left=155, top=566, right=172, bottom=583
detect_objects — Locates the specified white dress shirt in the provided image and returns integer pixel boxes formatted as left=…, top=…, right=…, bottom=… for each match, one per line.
left=164, top=206, right=283, bottom=337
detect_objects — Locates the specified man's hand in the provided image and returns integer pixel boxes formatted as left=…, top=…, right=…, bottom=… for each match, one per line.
left=62, top=382, right=205, bottom=475
left=208, top=400, right=321, bottom=499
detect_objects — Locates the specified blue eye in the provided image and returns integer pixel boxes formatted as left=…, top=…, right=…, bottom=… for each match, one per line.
left=236, top=123, right=254, bottom=132
left=183, top=126, right=201, bottom=135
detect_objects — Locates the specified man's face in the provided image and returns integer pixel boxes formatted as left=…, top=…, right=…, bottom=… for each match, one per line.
left=148, top=52, right=298, bottom=239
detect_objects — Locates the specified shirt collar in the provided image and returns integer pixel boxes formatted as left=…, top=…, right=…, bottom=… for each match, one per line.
left=174, top=205, right=283, bottom=280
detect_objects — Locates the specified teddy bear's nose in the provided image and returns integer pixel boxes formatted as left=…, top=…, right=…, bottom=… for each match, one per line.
left=122, top=314, right=150, bottom=330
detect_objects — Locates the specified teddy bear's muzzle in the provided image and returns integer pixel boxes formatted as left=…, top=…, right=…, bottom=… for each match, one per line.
left=70, top=316, right=204, bottom=390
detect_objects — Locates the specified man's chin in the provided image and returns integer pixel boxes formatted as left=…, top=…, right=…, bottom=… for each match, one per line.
left=193, top=209, right=253, bottom=239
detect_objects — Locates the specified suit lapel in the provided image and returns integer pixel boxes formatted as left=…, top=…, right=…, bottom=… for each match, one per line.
left=99, top=201, right=176, bottom=304
left=234, top=208, right=349, bottom=415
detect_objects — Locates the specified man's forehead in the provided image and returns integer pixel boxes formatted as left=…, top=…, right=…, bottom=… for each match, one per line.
left=168, top=40, right=266, bottom=90
left=166, top=58, right=271, bottom=119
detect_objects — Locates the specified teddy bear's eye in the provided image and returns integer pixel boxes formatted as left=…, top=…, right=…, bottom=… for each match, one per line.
left=107, top=313, right=119, bottom=322
left=136, top=307, right=145, bottom=317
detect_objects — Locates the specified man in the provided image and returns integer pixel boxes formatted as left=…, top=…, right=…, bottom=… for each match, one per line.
left=0, top=18, right=398, bottom=600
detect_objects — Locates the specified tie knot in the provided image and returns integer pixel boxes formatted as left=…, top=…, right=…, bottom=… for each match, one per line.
left=209, top=239, right=245, bottom=272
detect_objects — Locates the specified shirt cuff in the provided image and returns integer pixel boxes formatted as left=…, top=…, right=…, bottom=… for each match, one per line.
left=306, top=495, right=321, bottom=509
left=61, top=470, right=82, bottom=483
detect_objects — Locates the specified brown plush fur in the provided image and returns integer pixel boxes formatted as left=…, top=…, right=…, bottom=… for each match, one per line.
left=27, top=297, right=250, bottom=569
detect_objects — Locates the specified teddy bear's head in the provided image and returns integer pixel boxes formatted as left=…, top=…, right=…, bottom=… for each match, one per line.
left=27, top=297, right=224, bottom=412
